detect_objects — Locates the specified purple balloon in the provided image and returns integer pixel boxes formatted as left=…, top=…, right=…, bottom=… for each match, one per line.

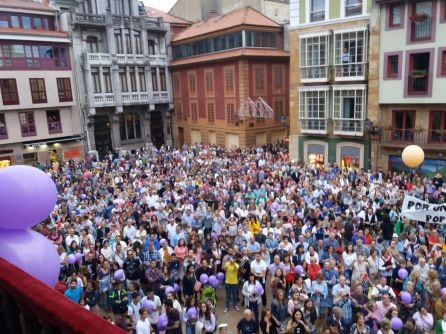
left=0, top=166, right=57, bottom=230
left=67, top=254, right=76, bottom=265
left=174, top=283, right=180, bottom=292
left=187, top=307, right=198, bottom=319
left=398, top=268, right=408, bottom=280
left=165, top=286, right=174, bottom=295
left=200, top=274, right=209, bottom=284
left=295, top=265, right=304, bottom=275
left=217, top=272, right=225, bottom=282
left=208, top=275, right=219, bottom=288
left=391, top=317, right=403, bottom=330
left=297, top=212, right=303, bottom=219
left=114, top=269, right=124, bottom=281
left=442, top=287, right=446, bottom=295
left=157, top=314, right=168, bottom=330
left=143, top=300, right=154, bottom=312
left=0, top=229, right=59, bottom=286
left=254, top=282, right=264, bottom=295
left=211, top=232, right=217, bottom=239
left=75, top=253, right=83, bottom=263
left=401, top=291, right=412, bottom=304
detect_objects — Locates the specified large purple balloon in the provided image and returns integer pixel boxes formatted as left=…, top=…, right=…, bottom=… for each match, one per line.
left=254, top=282, right=264, bottom=295
left=114, top=269, right=125, bottom=281
left=295, top=265, right=304, bottom=275
left=398, top=268, right=408, bottom=280
left=401, top=292, right=412, bottom=304
left=174, top=283, right=180, bottom=292
left=67, top=254, right=76, bottom=265
left=208, top=275, right=219, bottom=288
left=391, top=317, right=403, bottom=330
left=157, top=314, right=168, bottom=330
left=143, top=300, right=154, bottom=312
left=187, top=307, right=198, bottom=319
left=0, top=166, right=57, bottom=230
left=75, top=253, right=83, bottom=263
left=200, top=274, right=209, bottom=284
left=165, top=286, right=174, bottom=295
left=0, top=229, right=59, bottom=287
left=217, top=272, right=225, bottom=282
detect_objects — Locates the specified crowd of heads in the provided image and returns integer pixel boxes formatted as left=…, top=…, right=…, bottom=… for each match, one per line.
left=34, top=142, right=446, bottom=334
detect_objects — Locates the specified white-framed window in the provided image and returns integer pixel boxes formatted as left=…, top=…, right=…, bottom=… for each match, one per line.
left=299, top=86, right=329, bottom=134
left=336, top=142, right=364, bottom=169
left=345, top=0, right=364, bottom=17
left=333, top=27, right=368, bottom=80
left=304, top=140, right=328, bottom=167
left=309, top=0, right=326, bottom=22
left=332, top=85, right=366, bottom=136
left=299, top=32, right=329, bottom=81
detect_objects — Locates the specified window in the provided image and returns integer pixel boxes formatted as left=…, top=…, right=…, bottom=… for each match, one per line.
left=129, top=68, right=137, bottom=92
left=300, top=34, right=328, bottom=80
left=333, top=28, right=367, bottom=78
left=0, top=113, right=7, bottom=139
left=29, top=78, right=47, bottom=103
left=175, top=101, right=183, bottom=120
left=204, top=70, right=214, bottom=96
left=11, top=16, right=20, bottom=28
left=0, top=45, right=11, bottom=67
left=430, top=111, right=446, bottom=143
left=224, top=67, right=235, bottom=96
left=388, top=3, right=402, bottom=28
left=442, top=0, right=446, bottom=22
left=339, top=145, right=361, bottom=169
left=86, top=36, right=98, bottom=53
left=0, top=13, right=55, bottom=31
left=151, top=69, right=158, bottom=91
left=191, top=102, right=198, bottom=122
left=115, top=31, right=123, bottom=53
left=125, top=30, right=132, bottom=54
left=410, top=1, right=433, bottom=41
left=138, top=67, right=146, bottom=91
left=310, top=0, right=325, bottom=22
left=306, top=142, right=326, bottom=167
left=46, top=110, right=62, bottom=134
left=345, top=0, right=363, bottom=17
left=188, top=71, right=196, bottom=96
left=439, top=49, right=446, bottom=76
left=56, top=78, right=72, bottom=102
left=393, top=110, right=415, bottom=141
left=407, top=51, right=431, bottom=96
left=245, top=31, right=277, bottom=48
left=159, top=68, right=167, bottom=91
left=148, top=40, right=155, bottom=55
left=254, top=66, right=266, bottom=94
left=332, top=86, right=366, bottom=135
left=0, top=16, right=9, bottom=28
left=119, top=68, right=128, bottom=92
left=274, top=99, right=284, bottom=122
left=273, top=66, right=284, bottom=93
left=119, top=113, right=142, bottom=141
left=53, top=47, right=68, bottom=68
left=299, top=87, right=329, bottom=133
left=207, top=102, right=215, bottom=123
left=91, top=68, right=101, bottom=93
left=33, top=17, right=42, bottom=29
left=0, top=79, right=19, bottom=105
left=25, top=45, right=40, bottom=67
left=173, top=73, right=181, bottom=96
left=19, top=112, right=36, bottom=137
left=22, top=16, right=31, bottom=29
left=384, top=52, right=402, bottom=79
left=103, top=68, right=112, bottom=93
left=134, top=31, right=142, bottom=54
left=227, top=102, right=236, bottom=124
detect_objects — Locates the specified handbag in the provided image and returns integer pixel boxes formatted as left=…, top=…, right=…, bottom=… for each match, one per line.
left=285, top=271, right=295, bottom=284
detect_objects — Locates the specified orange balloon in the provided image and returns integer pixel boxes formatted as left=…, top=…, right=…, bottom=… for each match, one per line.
left=402, top=145, right=424, bottom=168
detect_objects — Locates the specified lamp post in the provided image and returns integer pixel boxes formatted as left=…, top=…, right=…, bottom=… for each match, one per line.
left=364, top=118, right=381, bottom=170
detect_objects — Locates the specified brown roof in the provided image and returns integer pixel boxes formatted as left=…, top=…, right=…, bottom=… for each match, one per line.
left=0, top=28, right=68, bottom=38
left=171, top=48, right=289, bottom=67
left=145, top=6, right=191, bottom=26
left=0, top=0, right=54, bottom=12
left=172, top=6, right=281, bottom=42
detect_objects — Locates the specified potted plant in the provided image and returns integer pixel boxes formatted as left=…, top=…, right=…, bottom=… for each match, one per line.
left=412, top=69, right=427, bottom=77
left=410, top=13, right=429, bottom=22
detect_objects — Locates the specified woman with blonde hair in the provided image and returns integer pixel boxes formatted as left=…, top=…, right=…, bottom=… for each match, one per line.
left=426, top=269, right=441, bottom=308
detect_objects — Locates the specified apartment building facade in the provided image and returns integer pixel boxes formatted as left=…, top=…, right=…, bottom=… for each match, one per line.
left=377, top=0, right=446, bottom=177
left=0, top=0, right=83, bottom=166
left=51, top=0, right=174, bottom=158
left=170, top=7, right=289, bottom=149
left=289, top=0, right=377, bottom=170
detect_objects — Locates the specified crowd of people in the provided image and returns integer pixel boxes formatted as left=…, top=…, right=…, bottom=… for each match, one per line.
left=34, top=142, right=446, bottom=334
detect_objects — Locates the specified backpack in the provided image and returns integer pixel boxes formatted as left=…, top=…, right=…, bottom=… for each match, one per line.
left=200, top=285, right=216, bottom=305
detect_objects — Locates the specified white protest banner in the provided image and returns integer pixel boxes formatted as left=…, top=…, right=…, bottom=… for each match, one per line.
left=401, top=195, right=446, bottom=223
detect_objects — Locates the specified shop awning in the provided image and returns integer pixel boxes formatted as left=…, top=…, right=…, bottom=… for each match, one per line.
left=22, top=135, right=83, bottom=148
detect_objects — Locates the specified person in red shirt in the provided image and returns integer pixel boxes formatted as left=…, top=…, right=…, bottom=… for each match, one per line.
left=363, top=228, right=373, bottom=245
left=54, top=275, right=67, bottom=294
left=307, top=257, right=321, bottom=281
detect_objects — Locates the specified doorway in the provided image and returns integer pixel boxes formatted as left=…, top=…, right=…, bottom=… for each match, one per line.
left=94, top=115, right=112, bottom=159
left=150, top=110, right=164, bottom=148
left=178, top=127, right=185, bottom=147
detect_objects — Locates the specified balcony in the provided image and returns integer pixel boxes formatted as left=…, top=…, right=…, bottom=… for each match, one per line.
left=92, top=93, right=115, bottom=106
left=145, top=17, right=165, bottom=31
left=408, top=71, right=429, bottom=95
left=116, top=54, right=145, bottom=64
left=310, top=11, right=325, bottom=22
left=334, top=63, right=367, bottom=81
left=333, top=120, right=364, bottom=136
left=87, top=53, right=111, bottom=66
left=72, top=13, right=106, bottom=26
left=122, top=92, right=150, bottom=104
left=300, top=119, right=327, bottom=134
left=153, top=91, right=170, bottom=103
left=300, top=66, right=328, bottom=82
left=149, top=55, right=168, bottom=66
left=410, top=17, right=432, bottom=41
left=381, top=129, right=446, bottom=149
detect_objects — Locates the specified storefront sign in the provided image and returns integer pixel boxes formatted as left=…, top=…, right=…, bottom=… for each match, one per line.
left=63, top=148, right=81, bottom=160
left=402, top=195, right=446, bottom=223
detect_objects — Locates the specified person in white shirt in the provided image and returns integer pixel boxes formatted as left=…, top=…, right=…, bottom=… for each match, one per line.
left=250, top=253, right=267, bottom=306
left=136, top=308, right=151, bottom=334
left=128, top=292, right=143, bottom=323
left=412, top=306, right=433, bottom=331
left=65, top=228, right=80, bottom=249
left=141, top=288, right=161, bottom=328
left=123, top=219, right=137, bottom=242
